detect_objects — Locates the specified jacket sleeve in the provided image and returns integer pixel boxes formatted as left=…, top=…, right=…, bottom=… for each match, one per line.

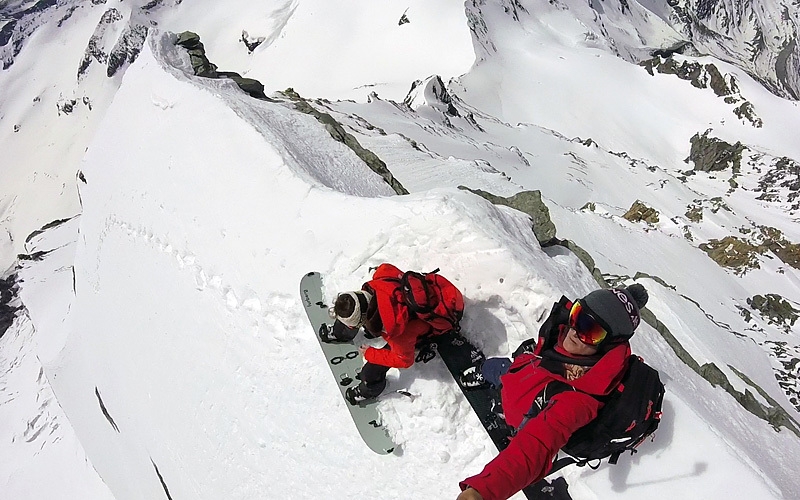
left=364, top=319, right=429, bottom=369
left=460, top=391, right=601, bottom=500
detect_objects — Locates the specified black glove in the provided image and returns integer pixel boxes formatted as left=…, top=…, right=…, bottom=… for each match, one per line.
left=415, top=343, right=437, bottom=363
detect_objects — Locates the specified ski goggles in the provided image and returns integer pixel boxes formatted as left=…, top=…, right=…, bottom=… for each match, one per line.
left=568, top=300, right=608, bottom=346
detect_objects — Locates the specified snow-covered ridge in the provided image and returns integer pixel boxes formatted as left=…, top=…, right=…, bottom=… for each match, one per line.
left=3, top=1, right=800, bottom=499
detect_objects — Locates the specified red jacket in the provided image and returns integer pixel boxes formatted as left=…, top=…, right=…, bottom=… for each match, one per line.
left=361, top=264, right=431, bottom=369
left=461, top=325, right=631, bottom=500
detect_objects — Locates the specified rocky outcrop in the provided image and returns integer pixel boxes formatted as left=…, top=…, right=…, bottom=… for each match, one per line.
left=639, top=296, right=800, bottom=436
left=756, top=156, right=800, bottom=212
left=240, top=30, right=265, bottom=53
left=685, top=197, right=732, bottom=223
left=175, top=31, right=218, bottom=77
left=459, top=186, right=606, bottom=283
left=77, top=8, right=147, bottom=79
left=746, top=294, right=799, bottom=333
left=106, top=22, right=148, bottom=77
left=641, top=56, right=763, bottom=127
left=698, top=225, right=800, bottom=275
left=458, top=187, right=557, bottom=244
left=78, top=8, right=124, bottom=78
left=175, top=31, right=267, bottom=99
left=763, top=340, right=800, bottom=413
left=757, top=225, right=800, bottom=270
left=403, top=75, right=459, bottom=117
left=641, top=56, right=735, bottom=96
left=699, top=236, right=762, bottom=275
left=0, top=272, right=19, bottom=339
left=623, top=200, right=660, bottom=224
left=686, top=130, right=746, bottom=172
left=281, top=89, right=408, bottom=196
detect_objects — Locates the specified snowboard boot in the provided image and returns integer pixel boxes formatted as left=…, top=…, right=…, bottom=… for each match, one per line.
left=460, top=365, right=489, bottom=389
left=319, top=321, right=358, bottom=344
left=345, top=384, right=376, bottom=405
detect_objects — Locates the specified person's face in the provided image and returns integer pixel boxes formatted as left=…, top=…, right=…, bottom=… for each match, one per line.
left=563, top=327, right=601, bottom=356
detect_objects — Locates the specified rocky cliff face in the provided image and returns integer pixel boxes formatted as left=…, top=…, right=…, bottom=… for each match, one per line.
left=667, top=0, right=800, bottom=100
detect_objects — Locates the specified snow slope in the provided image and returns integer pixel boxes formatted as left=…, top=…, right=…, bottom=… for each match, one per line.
left=2, top=1, right=800, bottom=499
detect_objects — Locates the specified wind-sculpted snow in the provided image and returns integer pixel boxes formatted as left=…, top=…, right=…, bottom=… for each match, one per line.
left=150, top=32, right=397, bottom=198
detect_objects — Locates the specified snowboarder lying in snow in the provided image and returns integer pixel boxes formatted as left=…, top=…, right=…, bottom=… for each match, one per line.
left=323, top=263, right=455, bottom=405
left=456, top=284, right=649, bottom=500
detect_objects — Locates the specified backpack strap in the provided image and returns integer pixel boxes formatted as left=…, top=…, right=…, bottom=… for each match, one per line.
left=516, top=380, right=574, bottom=433
left=401, top=270, right=437, bottom=314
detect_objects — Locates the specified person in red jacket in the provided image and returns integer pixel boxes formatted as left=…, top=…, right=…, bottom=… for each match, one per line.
left=323, top=264, right=433, bottom=405
left=456, top=284, right=649, bottom=500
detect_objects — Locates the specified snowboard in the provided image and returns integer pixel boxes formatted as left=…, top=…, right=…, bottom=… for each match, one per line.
left=300, top=271, right=397, bottom=455
left=428, top=332, right=573, bottom=500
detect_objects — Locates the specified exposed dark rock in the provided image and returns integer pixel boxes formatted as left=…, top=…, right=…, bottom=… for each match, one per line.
left=95, top=387, right=120, bottom=432
left=763, top=340, right=800, bottom=412
left=651, top=41, right=692, bottom=58
left=17, top=250, right=52, bottom=262
left=25, top=217, right=73, bottom=244
left=141, top=0, right=163, bottom=11
left=404, top=76, right=459, bottom=117
left=398, top=9, right=410, bottom=26
left=57, top=5, right=79, bottom=27
left=699, top=236, right=762, bottom=274
left=78, top=8, right=135, bottom=79
left=747, top=294, right=799, bottom=333
left=240, top=30, right=265, bottom=53
left=667, top=0, right=800, bottom=101
left=56, top=98, right=77, bottom=115
left=685, top=203, right=703, bottom=222
left=623, top=200, right=660, bottom=224
left=106, top=23, right=148, bottom=77
left=758, top=225, right=800, bottom=270
left=176, top=31, right=217, bottom=77
left=175, top=31, right=273, bottom=100
left=756, top=156, right=800, bottom=211
left=217, top=71, right=266, bottom=99
left=152, top=459, right=174, bottom=500
left=282, top=89, right=408, bottom=195
left=686, top=130, right=746, bottom=172
left=733, top=101, right=763, bottom=128
left=641, top=56, right=762, bottom=126
left=0, top=272, right=20, bottom=340
left=458, top=187, right=557, bottom=244
left=641, top=57, right=732, bottom=95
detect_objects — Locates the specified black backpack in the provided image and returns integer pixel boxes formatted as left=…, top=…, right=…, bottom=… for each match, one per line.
left=521, top=355, right=665, bottom=474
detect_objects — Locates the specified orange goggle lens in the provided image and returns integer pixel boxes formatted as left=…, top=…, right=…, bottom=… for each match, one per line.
left=569, top=301, right=608, bottom=346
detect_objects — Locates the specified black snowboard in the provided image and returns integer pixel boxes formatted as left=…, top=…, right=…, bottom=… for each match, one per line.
left=427, top=332, right=572, bottom=500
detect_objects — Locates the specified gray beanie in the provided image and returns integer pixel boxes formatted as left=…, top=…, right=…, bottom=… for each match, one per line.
left=581, top=284, right=648, bottom=339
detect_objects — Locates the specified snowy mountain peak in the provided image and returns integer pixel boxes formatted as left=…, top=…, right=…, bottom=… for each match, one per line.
left=403, top=75, right=459, bottom=116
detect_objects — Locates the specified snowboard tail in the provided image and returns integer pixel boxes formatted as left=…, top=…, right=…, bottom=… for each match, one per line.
left=431, top=332, right=573, bottom=500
